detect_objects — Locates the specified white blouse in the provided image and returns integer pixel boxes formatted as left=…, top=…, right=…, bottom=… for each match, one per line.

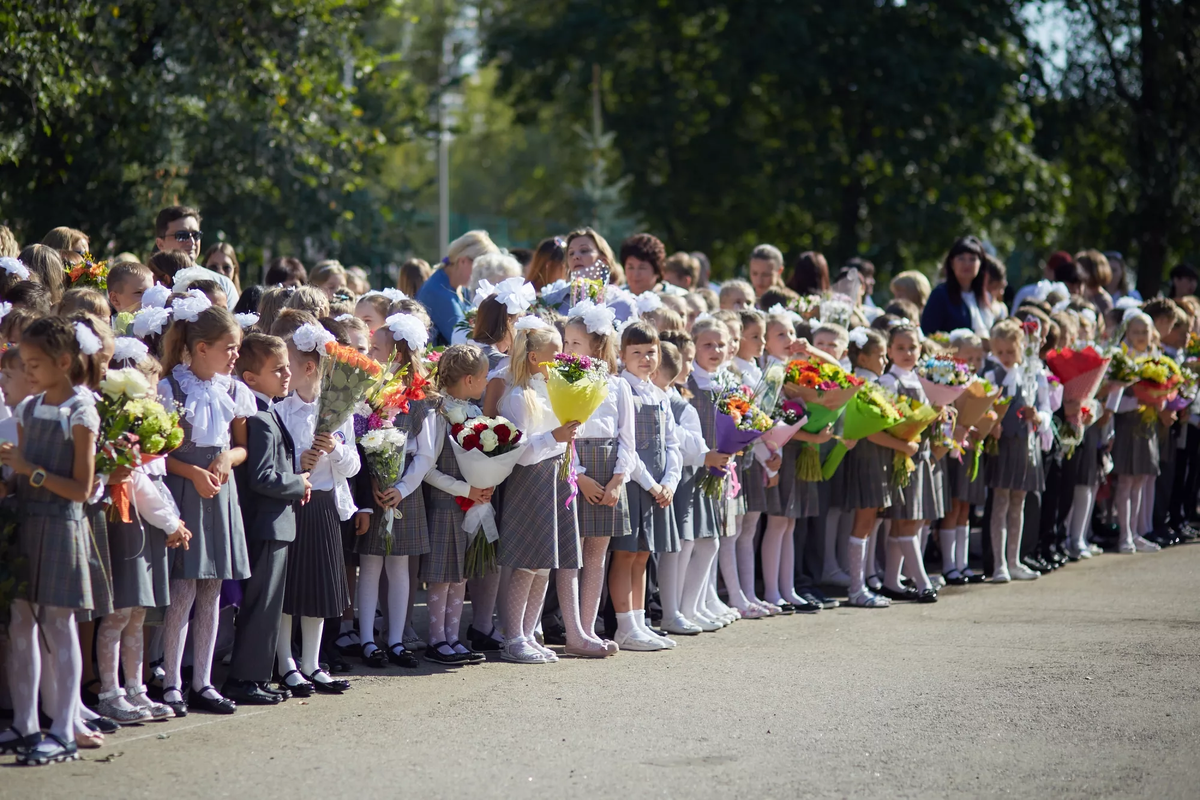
left=984, top=364, right=1053, bottom=433
left=498, top=375, right=567, bottom=467
left=276, top=393, right=360, bottom=519
left=130, top=469, right=182, bottom=535
left=620, top=370, right=682, bottom=493
left=17, top=392, right=100, bottom=439
left=879, top=364, right=927, bottom=403
left=394, top=405, right=439, bottom=500
left=573, top=375, right=637, bottom=481
left=671, top=389, right=709, bottom=469
left=731, top=356, right=762, bottom=389
left=159, top=364, right=255, bottom=449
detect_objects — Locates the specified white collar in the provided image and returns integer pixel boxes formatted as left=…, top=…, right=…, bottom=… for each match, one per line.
left=172, top=364, right=237, bottom=448
left=692, top=363, right=715, bottom=391
left=251, top=390, right=274, bottom=408
left=853, top=366, right=880, bottom=383
left=621, top=369, right=667, bottom=402
left=888, top=364, right=920, bottom=387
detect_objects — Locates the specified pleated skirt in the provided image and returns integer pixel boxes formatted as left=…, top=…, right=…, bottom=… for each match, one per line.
left=943, top=450, right=988, bottom=506
left=283, top=490, right=350, bottom=618
left=1112, top=411, right=1160, bottom=477
left=780, top=441, right=819, bottom=519
left=1064, top=424, right=1102, bottom=487
left=690, top=467, right=724, bottom=539
left=888, top=448, right=943, bottom=521
left=986, top=433, right=1046, bottom=492
left=673, top=467, right=698, bottom=541
left=613, top=483, right=680, bottom=554
left=354, top=485, right=430, bottom=557
left=79, top=502, right=114, bottom=620
left=421, top=497, right=467, bottom=584
left=20, top=511, right=93, bottom=611
left=575, top=438, right=631, bottom=538
left=108, top=514, right=170, bottom=610
left=497, top=458, right=581, bottom=570
left=741, top=456, right=770, bottom=514
left=838, top=440, right=893, bottom=511
left=165, top=448, right=250, bottom=582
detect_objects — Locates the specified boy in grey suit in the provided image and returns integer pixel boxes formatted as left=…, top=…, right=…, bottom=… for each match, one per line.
left=224, top=334, right=311, bottom=705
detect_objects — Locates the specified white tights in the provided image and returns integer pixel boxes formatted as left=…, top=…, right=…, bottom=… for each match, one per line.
left=1115, top=475, right=1152, bottom=549
left=163, top=578, right=222, bottom=699
left=358, top=554, right=409, bottom=648
left=501, top=568, right=549, bottom=654
left=719, top=512, right=757, bottom=609
left=681, top=537, right=718, bottom=620
left=97, top=606, right=148, bottom=711
left=1066, top=485, right=1097, bottom=553
left=7, top=601, right=81, bottom=742
left=659, top=543, right=690, bottom=622
left=577, top=538, right=610, bottom=641
left=426, top=581, right=467, bottom=652
left=989, top=489, right=1028, bottom=572
left=276, top=614, right=324, bottom=676
left=760, top=516, right=799, bottom=605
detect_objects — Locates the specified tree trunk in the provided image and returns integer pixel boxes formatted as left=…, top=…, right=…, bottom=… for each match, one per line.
left=1134, top=0, right=1169, bottom=299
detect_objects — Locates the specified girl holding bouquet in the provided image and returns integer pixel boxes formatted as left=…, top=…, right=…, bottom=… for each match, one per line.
left=1110, top=310, right=1165, bottom=553
left=984, top=319, right=1048, bottom=581
left=612, top=322, right=682, bottom=651
left=273, top=321, right=358, bottom=694
left=940, top=329, right=990, bottom=585
left=842, top=327, right=916, bottom=607
left=562, top=302, right=636, bottom=649
left=158, top=304, right=254, bottom=717
left=878, top=323, right=940, bottom=602
left=0, top=318, right=102, bottom=764
left=355, top=312, right=436, bottom=667
left=496, top=320, right=585, bottom=663
left=421, top=344, right=494, bottom=665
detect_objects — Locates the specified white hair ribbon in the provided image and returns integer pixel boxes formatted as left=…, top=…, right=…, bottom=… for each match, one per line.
left=384, top=312, right=429, bottom=352
left=292, top=322, right=336, bottom=354
left=74, top=321, right=102, bottom=355
left=112, top=337, right=149, bottom=364
left=513, top=315, right=550, bottom=332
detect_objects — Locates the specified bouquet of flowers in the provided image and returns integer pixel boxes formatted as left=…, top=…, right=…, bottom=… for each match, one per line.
left=357, top=426, right=408, bottom=554
left=818, top=295, right=854, bottom=328
left=448, top=414, right=525, bottom=578
left=1185, top=332, right=1200, bottom=366
left=887, top=394, right=941, bottom=488
left=821, top=383, right=905, bottom=480
left=783, top=358, right=864, bottom=480
left=916, top=354, right=975, bottom=407
left=359, top=363, right=427, bottom=424
left=1055, top=399, right=1099, bottom=459
left=1105, top=344, right=1141, bottom=385
left=1131, top=353, right=1183, bottom=408
left=65, top=252, right=109, bottom=290
left=1044, top=346, right=1112, bottom=404
left=789, top=295, right=821, bottom=320
left=953, top=377, right=1002, bottom=430
left=757, top=399, right=808, bottom=453
left=542, top=353, right=610, bottom=483
left=316, top=341, right=385, bottom=434
left=699, top=384, right=774, bottom=499
left=95, top=368, right=185, bottom=522
left=930, top=407, right=966, bottom=462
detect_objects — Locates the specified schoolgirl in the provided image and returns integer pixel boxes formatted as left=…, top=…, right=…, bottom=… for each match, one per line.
left=95, top=344, right=188, bottom=722
left=984, top=318, right=1049, bottom=580
left=1110, top=309, right=1164, bottom=554
left=939, top=329, right=989, bottom=585
left=273, top=320, right=358, bottom=694
left=420, top=344, right=493, bottom=665
left=1, top=317, right=102, bottom=764
left=841, top=327, right=915, bottom=607
left=878, top=323, right=940, bottom=602
left=561, top=300, right=635, bottom=648
left=355, top=311, right=435, bottom=668
left=158, top=301, right=254, bottom=716
left=496, top=318, right=586, bottom=663
left=470, top=277, right=535, bottom=372
left=611, top=321, right=682, bottom=651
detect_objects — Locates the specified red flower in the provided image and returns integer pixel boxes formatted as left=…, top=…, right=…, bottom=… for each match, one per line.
left=472, top=421, right=487, bottom=433
left=462, top=433, right=481, bottom=451
left=455, top=496, right=474, bottom=512
left=495, top=424, right=511, bottom=445
left=510, top=430, right=522, bottom=445
left=450, top=422, right=465, bottom=437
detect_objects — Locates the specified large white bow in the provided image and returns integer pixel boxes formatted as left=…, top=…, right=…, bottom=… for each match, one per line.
left=173, top=365, right=237, bottom=448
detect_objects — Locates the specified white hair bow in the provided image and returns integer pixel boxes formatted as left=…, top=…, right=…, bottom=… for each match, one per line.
left=1114, top=296, right=1141, bottom=311
left=74, top=321, right=102, bottom=355
left=848, top=327, right=871, bottom=348
left=494, top=277, right=536, bottom=314
left=171, top=267, right=215, bottom=293
left=472, top=279, right=497, bottom=308
left=235, top=313, right=260, bottom=330
left=363, top=288, right=407, bottom=304
left=336, top=313, right=355, bottom=323
left=293, top=322, right=336, bottom=354
left=141, top=283, right=171, bottom=309
left=634, top=292, right=663, bottom=314
left=1122, top=307, right=1151, bottom=326
left=0, top=301, right=10, bottom=324
left=513, top=315, right=550, bottom=332
left=767, top=303, right=802, bottom=325
left=0, top=257, right=29, bottom=280
left=171, top=291, right=212, bottom=323
left=132, top=306, right=172, bottom=338
left=948, top=328, right=975, bottom=346
left=112, top=337, right=149, bottom=364
left=567, top=299, right=616, bottom=335
left=384, top=312, right=429, bottom=352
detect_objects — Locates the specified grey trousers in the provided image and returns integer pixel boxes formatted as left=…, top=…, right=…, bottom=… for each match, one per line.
left=227, top=539, right=289, bottom=683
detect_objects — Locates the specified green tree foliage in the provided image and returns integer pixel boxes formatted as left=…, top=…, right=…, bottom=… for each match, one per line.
left=484, top=0, right=1067, bottom=279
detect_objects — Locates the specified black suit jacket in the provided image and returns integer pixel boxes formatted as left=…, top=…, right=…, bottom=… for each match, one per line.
left=236, top=396, right=308, bottom=543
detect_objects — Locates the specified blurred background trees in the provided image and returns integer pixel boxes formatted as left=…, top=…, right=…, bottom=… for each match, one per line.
left=0, top=0, right=1196, bottom=294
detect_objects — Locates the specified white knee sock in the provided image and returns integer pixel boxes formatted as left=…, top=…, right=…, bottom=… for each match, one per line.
left=384, top=555, right=411, bottom=646
left=940, top=527, right=957, bottom=575
left=357, top=555, right=383, bottom=648
left=896, top=535, right=932, bottom=591
left=955, top=525, right=970, bottom=572
left=847, top=537, right=869, bottom=596
left=990, top=489, right=1011, bottom=572
left=300, top=617, right=323, bottom=675
left=681, top=538, right=717, bottom=619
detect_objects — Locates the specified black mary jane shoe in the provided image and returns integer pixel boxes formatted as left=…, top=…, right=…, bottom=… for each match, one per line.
left=161, top=686, right=189, bottom=718
left=88, top=716, right=121, bottom=735
left=468, top=625, right=503, bottom=652
left=17, top=733, right=78, bottom=766
left=916, top=588, right=939, bottom=603
left=425, top=642, right=469, bottom=665
left=962, top=570, right=986, bottom=584
left=944, top=569, right=969, bottom=586
left=387, top=643, right=420, bottom=669
left=0, top=726, right=41, bottom=757
left=222, top=679, right=281, bottom=706
left=260, top=682, right=291, bottom=700
left=445, top=640, right=486, bottom=664
left=877, top=584, right=920, bottom=602
left=279, top=670, right=314, bottom=698
left=361, top=643, right=389, bottom=668
left=774, top=603, right=797, bottom=615
left=189, top=686, right=237, bottom=715
left=302, top=669, right=350, bottom=694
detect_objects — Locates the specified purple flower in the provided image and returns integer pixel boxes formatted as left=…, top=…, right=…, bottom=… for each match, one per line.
left=367, top=412, right=384, bottom=430
left=353, top=414, right=369, bottom=438
left=579, top=354, right=592, bottom=369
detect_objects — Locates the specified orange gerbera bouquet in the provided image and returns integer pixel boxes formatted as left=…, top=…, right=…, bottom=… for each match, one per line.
left=66, top=252, right=109, bottom=290
left=316, top=341, right=386, bottom=435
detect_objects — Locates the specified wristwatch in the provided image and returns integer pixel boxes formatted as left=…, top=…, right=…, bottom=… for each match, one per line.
left=30, top=468, right=47, bottom=488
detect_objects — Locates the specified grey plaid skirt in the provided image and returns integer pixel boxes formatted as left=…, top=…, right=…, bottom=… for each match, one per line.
left=887, top=446, right=944, bottom=521
left=20, top=505, right=93, bottom=611
left=78, top=501, right=114, bottom=620
left=574, top=438, right=631, bottom=539
left=672, top=467, right=698, bottom=541
left=108, top=511, right=171, bottom=610
left=420, top=495, right=468, bottom=584
left=986, top=433, right=1047, bottom=492
left=283, top=490, right=350, bottom=618
left=613, top=483, right=680, bottom=554
left=1112, top=411, right=1160, bottom=477
left=497, top=457, right=580, bottom=570
left=741, top=456, right=770, bottom=514
left=838, top=440, right=894, bottom=511
left=355, top=483, right=431, bottom=557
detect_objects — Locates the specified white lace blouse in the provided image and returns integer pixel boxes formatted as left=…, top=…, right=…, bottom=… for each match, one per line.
left=158, top=364, right=255, bottom=449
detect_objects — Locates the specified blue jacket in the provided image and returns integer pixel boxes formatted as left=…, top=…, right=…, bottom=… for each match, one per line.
left=416, top=268, right=468, bottom=346
left=920, top=282, right=973, bottom=336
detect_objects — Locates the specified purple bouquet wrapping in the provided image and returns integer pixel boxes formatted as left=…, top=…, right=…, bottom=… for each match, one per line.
left=698, top=388, right=773, bottom=499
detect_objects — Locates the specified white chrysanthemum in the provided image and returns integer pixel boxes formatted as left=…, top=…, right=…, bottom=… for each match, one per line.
left=359, top=430, right=386, bottom=450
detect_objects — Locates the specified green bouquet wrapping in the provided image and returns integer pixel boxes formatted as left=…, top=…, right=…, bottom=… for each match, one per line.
left=784, top=358, right=864, bottom=481
left=820, top=384, right=905, bottom=481
left=887, top=396, right=940, bottom=489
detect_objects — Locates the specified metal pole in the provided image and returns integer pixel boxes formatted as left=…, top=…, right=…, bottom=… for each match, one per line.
left=439, top=27, right=452, bottom=255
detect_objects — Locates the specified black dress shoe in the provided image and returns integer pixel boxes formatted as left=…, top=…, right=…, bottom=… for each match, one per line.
left=303, top=669, right=351, bottom=693
left=188, top=686, right=237, bottom=715
left=89, top=715, right=121, bottom=734
left=878, top=584, right=920, bottom=602
left=541, top=626, right=567, bottom=646
left=774, top=603, right=796, bottom=615
left=387, top=643, right=420, bottom=669
left=468, top=625, right=503, bottom=652
left=425, top=642, right=469, bottom=665
left=944, top=570, right=969, bottom=586
left=791, top=596, right=822, bottom=614
left=222, top=680, right=281, bottom=705
left=916, top=588, right=938, bottom=603
left=446, top=640, right=486, bottom=664
left=279, top=670, right=314, bottom=697
left=259, top=682, right=290, bottom=700
left=161, top=686, right=188, bottom=718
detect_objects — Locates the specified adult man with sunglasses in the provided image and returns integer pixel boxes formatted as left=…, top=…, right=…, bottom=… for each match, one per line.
left=154, top=205, right=240, bottom=305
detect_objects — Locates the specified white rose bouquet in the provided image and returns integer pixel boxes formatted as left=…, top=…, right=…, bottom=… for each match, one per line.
left=448, top=415, right=525, bottom=577
left=358, top=426, right=408, bottom=554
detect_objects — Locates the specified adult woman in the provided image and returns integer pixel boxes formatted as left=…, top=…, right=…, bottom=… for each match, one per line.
left=397, top=258, right=431, bottom=297
left=920, top=236, right=988, bottom=336
left=1075, top=249, right=1114, bottom=317
left=1104, top=251, right=1141, bottom=305
left=467, top=252, right=522, bottom=296
left=787, top=251, right=830, bottom=296
left=202, top=243, right=242, bottom=294
left=525, top=237, right=567, bottom=292
left=616, top=232, right=665, bottom=295
left=417, top=229, right=500, bottom=346
left=981, top=254, right=1009, bottom=328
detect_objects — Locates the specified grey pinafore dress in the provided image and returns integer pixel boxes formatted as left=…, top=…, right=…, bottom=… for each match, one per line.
left=1112, top=401, right=1160, bottom=477
left=421, top=415, right=470, bottom=584
left=612, top=394, right=679, bottom=554
left=17, top=393, right=95, bottom=610
left=686, top=375, right=724, bottom=539
left=575, top=437, right=631, bottom=539
left=838, top=372, right=894, bottom=511
left=668, top=392, right=698, bottom=541
left=985, top=366, right=1047, bottom=492
left=163, top=373, right=250, bottom=581
left=497, top=453, right=580, bottom=570
left=107, top=471, right=172, bottom=609
left=886, top=369, right=944, bottom=521
left=355, top=399, right=432, bottom=558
